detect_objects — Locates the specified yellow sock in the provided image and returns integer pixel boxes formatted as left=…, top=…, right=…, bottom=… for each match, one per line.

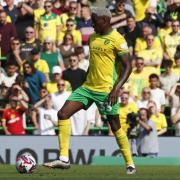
left=58, top=119, right=71, bottom=159
left=114, top=128, right=134, bottom=166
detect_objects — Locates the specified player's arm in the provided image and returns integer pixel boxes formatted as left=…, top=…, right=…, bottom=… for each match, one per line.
left=108, top=53, right=132, bottom=104
left=116, top=53, right=132, bottom=91
left=1, top=111, right=11, bottom=135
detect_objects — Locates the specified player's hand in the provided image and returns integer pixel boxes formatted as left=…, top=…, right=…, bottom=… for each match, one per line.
left=108, top=88, right=119, bottom=105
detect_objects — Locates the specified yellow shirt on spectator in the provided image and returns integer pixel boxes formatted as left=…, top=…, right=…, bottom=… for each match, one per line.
left=37, top=13, right=60, bottom=42
left=34, top=59, right=50, bottom=74
left=137, top=48, right=163, bottom=69
left=135, top=37, right=162, bottom=54
left=163, top=32, right=180, bottom=61
left=34, top=8, right=45, bottom=29
left=58, top=29, right=82, bottom=46
left=150, top=113, right=167, bottom=131
left=119, top=102, right=138, bottom=133
left=128, top=67, right=159, bottom=98
left=172, top=66, right=180, bottom=76
left=46, top=81, right=72, bottom=93
left=132, top=0, right=149, bottom=22
left=59, top=13, right=77, bottom=31
left=158, top=27, right=172, bottom=46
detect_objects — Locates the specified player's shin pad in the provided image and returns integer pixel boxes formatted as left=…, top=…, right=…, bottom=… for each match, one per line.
left=114, top=128, right=134, bottom=166
left=58, top=119, right=71, bottom=158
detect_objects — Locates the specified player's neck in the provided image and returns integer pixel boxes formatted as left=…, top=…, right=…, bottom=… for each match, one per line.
left=100, top=27, right=113, bottom=35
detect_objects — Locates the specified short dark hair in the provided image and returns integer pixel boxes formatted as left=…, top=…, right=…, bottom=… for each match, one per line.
left=135, top=56, right=144, bottom=61
left=149, top=73, right=159, bottom=80
left=75, top=46, right=84, bottom=55
left=162, top=59, right=173, bottom=68
left=23, top=61, right=36, bottom=74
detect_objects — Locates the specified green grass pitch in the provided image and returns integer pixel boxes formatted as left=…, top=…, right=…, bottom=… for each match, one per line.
left=0, top=165, right=180, bottom=180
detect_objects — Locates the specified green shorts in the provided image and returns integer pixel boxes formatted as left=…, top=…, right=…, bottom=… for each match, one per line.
left=67, top=86, right=119, bottom=115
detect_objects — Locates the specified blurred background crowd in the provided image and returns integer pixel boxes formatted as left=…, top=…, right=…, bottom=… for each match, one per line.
left=0, top=0, right=179, bottom=138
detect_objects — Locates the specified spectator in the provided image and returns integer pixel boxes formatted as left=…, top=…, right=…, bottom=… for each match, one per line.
left=137, top=6, right=164, bottom=36
left=52, top=0, right=67, bottom=15
left=62, top=53, right=86, bottom=91
left=58, top=18, right=82, bottom=46
left=124, top=16, right=141, bottom=54
left=163, top=20, right=180, bottom=61
left=134, top=25, right=161, bottom=54
left=23, top=61, right=46, bottom=104
left=29, top=47, right=50, bottom=82
left=149, top=73, right=166, bottom=112
left=40, top=37, right=64, bottom=80
left=15, top=1, right=34, bottom=40
left=59, top=1, right=78, bottom=30
left=58, top=32, right=76, bottom=68
left=118, top=92, right=138, bottom=134
left=31, top=95, right=58, bottom=135
left=131, top=0, right=150, bottom=22
left=148, top=100, right=167, bottom=136
left=137, top=87, right=151, bottom=109
left=6, top=38, right=22, bottom=67
left=46, top=66, right=71, bottom=94
left=0, top=10, right=17, bottom=57
left=1, top=95, right=28, bottom=135
left=3, top=0, right=18, bottom=23
left=0, top=84, right=9, bottom=109
left=76, top=1, right=94, bottom=45
left=128, top=57, right=157, bottom=99
left=30, top=87, right=49, bottom=129
left=137, top=34, right=162, bottom=69
left=9, top=83, right=29, bottom=103
left=51, top=79, right=71, bottom=111
left=75, top=46, right=89, bottom=72
left=110, top=0, right=132, bottom=29
left=33, top=0, right=45, bottom=30
left=160, top=59, right=179, bottom=104
left=171, top=106, right=180, bottom=136
left=169, top=82, right=180, bottom=116
left=158, top=14, right=172, bottom=46
left=21, top=26, right=41, bottom=61
left=172, top=52, right=180, bottom=76
left=0, top=62, right=18, bottom=88
left=35, top=0, right=60, bottom=43
left=136, top=108, right=159, bottom=157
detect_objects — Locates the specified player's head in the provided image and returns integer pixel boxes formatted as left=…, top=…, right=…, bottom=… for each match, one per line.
left=91, top=7, right=112, bottom=34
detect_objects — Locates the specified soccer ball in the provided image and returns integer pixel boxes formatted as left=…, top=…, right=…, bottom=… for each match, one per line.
left=16, top=153, right=36, bottom=173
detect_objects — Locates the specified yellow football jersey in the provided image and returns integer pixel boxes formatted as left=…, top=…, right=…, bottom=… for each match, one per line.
left=38, top=13, right=60, bottom=42
left=83, top=29, right=129, bottom=93
left=164, top=33, right=180, bottom=61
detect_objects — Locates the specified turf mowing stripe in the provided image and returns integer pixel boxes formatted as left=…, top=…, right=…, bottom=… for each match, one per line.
left=91, top=156, right=180, bottom=166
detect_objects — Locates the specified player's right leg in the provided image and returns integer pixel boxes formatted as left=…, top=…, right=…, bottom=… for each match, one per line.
left=43, top=100, right=84, bottom=169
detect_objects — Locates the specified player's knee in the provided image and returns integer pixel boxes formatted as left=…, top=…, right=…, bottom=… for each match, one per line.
left=107, top=115, right=120, bottom=132
left=57, top=110, right=69, bottom=120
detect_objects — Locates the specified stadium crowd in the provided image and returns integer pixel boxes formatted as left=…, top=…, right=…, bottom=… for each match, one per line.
left=0, top=0, right=179, bottom=144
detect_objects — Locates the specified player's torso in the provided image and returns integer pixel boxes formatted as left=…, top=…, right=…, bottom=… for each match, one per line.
left=83, top=30, right=122, bottom=93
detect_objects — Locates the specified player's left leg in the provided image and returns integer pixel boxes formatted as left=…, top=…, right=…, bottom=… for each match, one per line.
left=107, top=115, right=136, bottom=175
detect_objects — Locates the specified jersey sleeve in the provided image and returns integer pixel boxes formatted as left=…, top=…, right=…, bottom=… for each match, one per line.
left=114, top=34, right=129, bottom=56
